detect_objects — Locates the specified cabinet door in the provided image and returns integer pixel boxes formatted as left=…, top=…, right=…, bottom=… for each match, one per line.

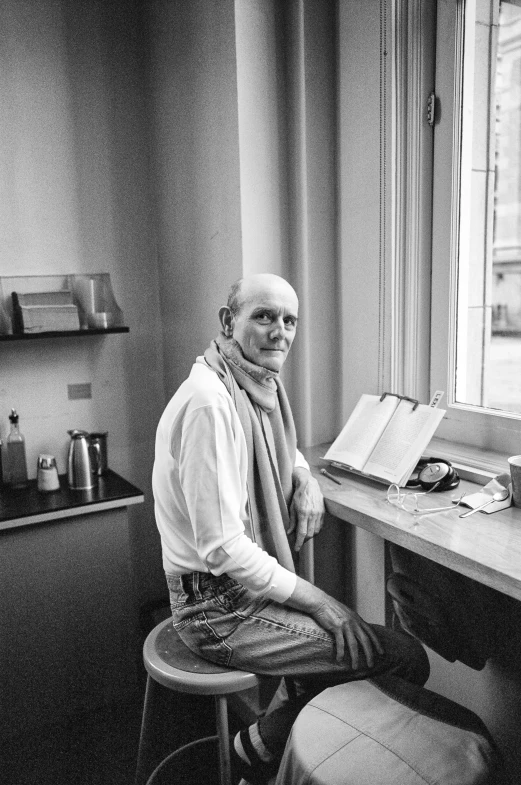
left=0, top=509, right=139, bottom=739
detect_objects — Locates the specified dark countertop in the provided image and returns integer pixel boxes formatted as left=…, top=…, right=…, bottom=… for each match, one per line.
left=0, top=469, right=144, bottom=531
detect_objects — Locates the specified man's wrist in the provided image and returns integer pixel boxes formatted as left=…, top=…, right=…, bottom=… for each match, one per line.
left=292, top=466, right=310, bottom=486
left=287, top=575, right=327, bottom=613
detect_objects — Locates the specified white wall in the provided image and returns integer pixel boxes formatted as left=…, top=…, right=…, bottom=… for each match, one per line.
left=147, top=0, right=244, bottom=401
left=338, top=0, right=391, bottom=421
left=235, top=0, right=290, bottom=276
left=148, top=0, right=341, bottom=448
left=0, top=0, right=167, bottom=606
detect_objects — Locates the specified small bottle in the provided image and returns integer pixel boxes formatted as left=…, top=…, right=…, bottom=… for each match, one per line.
left=7, top=409, right=28, bottom=488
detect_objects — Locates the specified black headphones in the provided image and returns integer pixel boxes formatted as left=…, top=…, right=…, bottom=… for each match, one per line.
left=406, top=457, right=460, bottom=492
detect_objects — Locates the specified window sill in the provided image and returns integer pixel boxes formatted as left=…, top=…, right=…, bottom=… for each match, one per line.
left=428, top=436, right=510, bottom=485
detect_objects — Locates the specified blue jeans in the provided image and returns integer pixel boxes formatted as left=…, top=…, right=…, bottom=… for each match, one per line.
left=167, top=572, right=430, bottom=759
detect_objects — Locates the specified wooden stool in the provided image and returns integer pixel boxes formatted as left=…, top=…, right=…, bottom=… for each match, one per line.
left=135, top=617, right=260, bottom=785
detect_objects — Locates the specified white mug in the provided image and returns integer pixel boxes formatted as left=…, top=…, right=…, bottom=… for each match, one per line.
left=508, top=455, right=521, bottom=507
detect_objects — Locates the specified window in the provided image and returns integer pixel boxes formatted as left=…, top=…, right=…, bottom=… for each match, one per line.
left=430, top=0, right=521, bottom=456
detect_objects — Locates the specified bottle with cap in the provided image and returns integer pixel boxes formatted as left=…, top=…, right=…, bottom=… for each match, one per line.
left=7, top=409, right=28, bottom=488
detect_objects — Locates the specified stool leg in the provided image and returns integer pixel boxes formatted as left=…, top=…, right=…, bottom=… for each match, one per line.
left=215, top=695, right=232, bottom=785
left=135, top=675, right=161, bottom=785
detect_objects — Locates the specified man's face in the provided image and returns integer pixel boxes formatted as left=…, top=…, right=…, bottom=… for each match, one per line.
left=230, top=277, right=299, bottom=372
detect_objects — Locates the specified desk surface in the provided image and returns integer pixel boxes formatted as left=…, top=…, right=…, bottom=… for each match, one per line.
left=304, top=444, right=521, bottom=602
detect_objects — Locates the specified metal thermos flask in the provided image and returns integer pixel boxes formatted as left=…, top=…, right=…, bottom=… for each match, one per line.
left=67, top=430, right=97, bottom=490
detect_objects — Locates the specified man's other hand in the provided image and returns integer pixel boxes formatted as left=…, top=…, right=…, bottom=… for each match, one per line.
left=286, top=577, right=385, bottom=669
left=288, top=468, right=325, bottom=551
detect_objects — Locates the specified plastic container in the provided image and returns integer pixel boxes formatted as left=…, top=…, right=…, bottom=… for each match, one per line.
left=37, top=454, right=60, bottom=493
left=69, top=274, right=124, bottom=330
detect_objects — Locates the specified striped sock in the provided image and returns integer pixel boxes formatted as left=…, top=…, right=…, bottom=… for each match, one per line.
left=234, top=724, right=274, bottom=766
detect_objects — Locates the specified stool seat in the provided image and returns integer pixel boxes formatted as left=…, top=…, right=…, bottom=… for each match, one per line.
left=144, top=618, right=259, bottom=695
left=135, top=617, right=260, bottom=785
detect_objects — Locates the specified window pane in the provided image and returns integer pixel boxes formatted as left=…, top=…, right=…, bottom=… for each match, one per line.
left=456, top=0, right=521, bottom=414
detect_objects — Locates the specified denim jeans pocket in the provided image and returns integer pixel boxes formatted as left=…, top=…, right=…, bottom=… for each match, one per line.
left=171, top=580, right=269, bottom=662
left=170, top=603, right=238, bottom=667
left=165, top=574, right=188, bottom=613
left=215, top=582, right=267, bottom=617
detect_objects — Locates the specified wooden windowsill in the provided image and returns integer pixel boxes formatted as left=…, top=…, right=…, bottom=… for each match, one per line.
left=303, top=444, right=521, bottom=603
left=427, top=436, right=510, bottom=484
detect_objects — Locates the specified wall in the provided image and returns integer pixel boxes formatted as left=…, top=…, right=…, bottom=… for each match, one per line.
left=147, top=0, right=244, bottom=402
left=0, top=0, right=167, bottom=607
left=338, top=0, right=391, bottom=421
left=235, top=0, right=290, bottom=277
left=337, top=0, right=390, bottom=625
left=147, top=0, right=341, bottom=451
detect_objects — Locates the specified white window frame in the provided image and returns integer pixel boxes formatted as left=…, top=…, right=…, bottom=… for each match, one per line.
left=430, top=0, right=521, bottom=460
left=390, top=0, right=436, bottom=406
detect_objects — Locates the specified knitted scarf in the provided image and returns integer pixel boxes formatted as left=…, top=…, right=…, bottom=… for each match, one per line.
left=201, top=334, right=297, bottom=573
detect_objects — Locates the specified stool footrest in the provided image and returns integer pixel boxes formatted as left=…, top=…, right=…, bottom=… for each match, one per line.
left=145, top=735, right=219, bottom=785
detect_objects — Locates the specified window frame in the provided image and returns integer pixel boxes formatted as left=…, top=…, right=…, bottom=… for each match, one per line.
left=429, top=0, right=521, bottom=457
left=390, top=0, right=436, bottom=406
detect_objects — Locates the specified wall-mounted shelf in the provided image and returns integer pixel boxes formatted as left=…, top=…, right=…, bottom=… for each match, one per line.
left=0, top=274, right=126, bottom=337
left=0, top=327, right=129, bottom=341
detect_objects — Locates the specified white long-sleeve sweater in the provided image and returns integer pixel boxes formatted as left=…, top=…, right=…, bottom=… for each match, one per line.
left=153, top=360, right=309, bottom=603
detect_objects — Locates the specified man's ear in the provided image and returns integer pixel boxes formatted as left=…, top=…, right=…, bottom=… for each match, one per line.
left=218, top=306, right=234, bottom=337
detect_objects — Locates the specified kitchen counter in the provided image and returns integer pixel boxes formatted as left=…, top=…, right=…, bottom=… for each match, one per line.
left=304, top=443, right=521, bottom=602
left=0, top=468, right=144, bottom=531
left=0, top=468, right=144, bottom=740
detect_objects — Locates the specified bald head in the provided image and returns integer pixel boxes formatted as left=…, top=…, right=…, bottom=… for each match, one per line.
left=227, top=274, right=298, bottom=316
left=220, top=274, right=299, bottom=372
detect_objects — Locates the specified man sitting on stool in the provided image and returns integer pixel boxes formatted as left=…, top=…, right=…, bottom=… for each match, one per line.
left=152, top=273, right=429, bottom=784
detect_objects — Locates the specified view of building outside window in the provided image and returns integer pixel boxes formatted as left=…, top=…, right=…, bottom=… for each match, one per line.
left=456, top=0, right=521, bottom=414
left=490, top=0, right=521, bottom=411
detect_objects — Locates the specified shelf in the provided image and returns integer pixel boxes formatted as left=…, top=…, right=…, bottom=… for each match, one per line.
left=0, top=273, right=126, bottom=336
left=0, top=327, right=129, bottom=341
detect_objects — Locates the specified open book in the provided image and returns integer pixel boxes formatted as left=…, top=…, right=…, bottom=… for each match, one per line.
left=323, top=393, right=446, bottom=486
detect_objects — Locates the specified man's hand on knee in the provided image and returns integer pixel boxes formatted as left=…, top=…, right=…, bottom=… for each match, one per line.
left=286, top=577, right=385, bottom=669
left=310, top=596, right=384, bottom=669
left=288, top=468, right=325, bottom=551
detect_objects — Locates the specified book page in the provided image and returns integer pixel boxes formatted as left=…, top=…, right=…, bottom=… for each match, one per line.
left=363, top=401, right=445, bottom=484
left=324, top=394, right=400, bottom=470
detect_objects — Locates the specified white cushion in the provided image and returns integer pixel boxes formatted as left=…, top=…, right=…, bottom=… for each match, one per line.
left=275, top=677, right=508, bottom=785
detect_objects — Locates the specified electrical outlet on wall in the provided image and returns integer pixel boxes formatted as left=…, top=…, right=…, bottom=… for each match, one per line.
left=68, top=383, right=92, bottom=400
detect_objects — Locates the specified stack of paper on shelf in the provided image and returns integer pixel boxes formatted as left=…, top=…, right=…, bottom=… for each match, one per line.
left=12, top=291, right=80, bottom=333
left=323, top=393, right=446, bottom=486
